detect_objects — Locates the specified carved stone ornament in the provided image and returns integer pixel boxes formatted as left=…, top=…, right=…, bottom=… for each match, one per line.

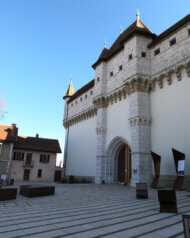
left=93, top=97, right=108, bottom=109
left=96, top=128, right=106, bottom=135
left=63, top=108, right=97, bottom=128
left=124, top=78, right=151, bottom=95
left=150, top=59, right=190, bottom=92
left=129, top=117, right=152, bottom=126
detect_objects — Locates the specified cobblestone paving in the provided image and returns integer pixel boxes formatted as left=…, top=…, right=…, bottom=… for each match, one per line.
left=0, top=183, right=189, bottom=238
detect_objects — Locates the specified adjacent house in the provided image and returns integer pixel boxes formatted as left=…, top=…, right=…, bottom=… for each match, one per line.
left=0, top=124, right=62, bottom=182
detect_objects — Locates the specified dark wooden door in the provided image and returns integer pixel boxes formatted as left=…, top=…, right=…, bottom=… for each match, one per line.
left=23, top=169, right=30, bottom=181
left=118, top=146, right=125, bottom=183
left=54, top=171, right=62, bottom=182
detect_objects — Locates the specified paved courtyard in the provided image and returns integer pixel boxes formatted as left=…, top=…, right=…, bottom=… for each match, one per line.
left=0, top=183, right=189, bottom=238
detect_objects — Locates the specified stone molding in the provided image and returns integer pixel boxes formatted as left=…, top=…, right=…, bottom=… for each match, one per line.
left=124, top=77, right=151, bottom=95
left=93, top=97, right=108, bottom=109
left=129, top=117, right=152, bottom=126
left=96, top=128, right=106, bottom=135
left=63, top=107, right=97, bottom=128
left=150, top=59, right=190, bottom=92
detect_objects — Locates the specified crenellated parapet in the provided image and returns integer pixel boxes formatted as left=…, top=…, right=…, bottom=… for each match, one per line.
left=150, top=59, right=190, bottom=92
left=63, top=107, right=97, bottom=128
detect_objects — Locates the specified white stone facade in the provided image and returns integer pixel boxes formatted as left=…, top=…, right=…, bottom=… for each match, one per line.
left=63, top=15, right=190, bottom=186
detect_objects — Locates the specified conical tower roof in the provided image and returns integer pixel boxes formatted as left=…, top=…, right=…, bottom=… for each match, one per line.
left=63, top=81, right=75, bottom=99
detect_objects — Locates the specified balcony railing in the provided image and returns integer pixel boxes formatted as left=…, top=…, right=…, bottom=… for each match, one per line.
left=23, top=160, right=34, bottom=168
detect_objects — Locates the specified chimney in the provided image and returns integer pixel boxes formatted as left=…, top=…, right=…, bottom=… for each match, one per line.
left=36, top=133, right=39, bottom=138
left=11, top=123, right=18, bottom=138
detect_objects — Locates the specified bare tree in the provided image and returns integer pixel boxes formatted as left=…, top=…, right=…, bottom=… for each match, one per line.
left=0, top=94, right=7, bottom=120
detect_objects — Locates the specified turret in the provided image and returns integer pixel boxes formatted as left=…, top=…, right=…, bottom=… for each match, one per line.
left=63, top=79, right=75, bottom=123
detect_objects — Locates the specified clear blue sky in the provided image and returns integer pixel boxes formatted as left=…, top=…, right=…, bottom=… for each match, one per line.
left=0, top=0, right=189, bottom=163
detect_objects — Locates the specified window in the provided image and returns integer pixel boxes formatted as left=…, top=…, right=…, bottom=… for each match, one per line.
left=170, top=38, right=176, bottom=46
left=37, top=169, right=42, bottom=178
left=75, top=100, right=77, bottom=104
left=85, top=94, right=87, bottom=99
left=80, top=97, right=82, bottom=102
left=119, top=65, right=122, bottom=71
left=26, top=153, right=32, bottom=165
left=110, top=71, right=113, bottom=77
left=141, top=52, right=146, bottom=58
left=128, top=54, right=132, bottom=60
left=40, top=154, right=50, bottom=163
left=188, top=29, right=190, bottom=35
left=91, top=91, right=93, bottom=95
left=97, top=77, right=100, bottom=82
left=71, top=103, right=73, bottom=107
left=154, top=48, right=160, bottom=56
left=13, top=152, right=24, bottom=161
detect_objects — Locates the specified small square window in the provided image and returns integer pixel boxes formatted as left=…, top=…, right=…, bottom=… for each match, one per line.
left=80, top=97, right=82, bottom=102
left=141, top=52, right=146, bottom=57
left=97, top=77, right=100, bottom=82
left=128, top=54, right=132, bottom=60
left=119, top=65, right=122, bottom=71
left=110, top=71, right=113, bottom=77
left=85, top=94, right=87, bottom=99
left=170, top=38, right=176, bottom=46
left=91, top=91, right=93, bottom=95
left=154, top=48, right=160, bottom=56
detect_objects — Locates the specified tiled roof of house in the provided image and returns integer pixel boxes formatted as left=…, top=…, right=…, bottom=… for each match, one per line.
left=92, top=19, right=156, bottom=69
left=14, top=136, right=62, bottom=153
left=0, top=124, right=18, bottom=142
left=0, top=124, right=61, bottom=153
left=148, top=14, right=190, bottom=48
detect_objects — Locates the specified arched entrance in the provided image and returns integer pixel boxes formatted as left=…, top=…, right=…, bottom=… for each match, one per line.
left=117, top=145, right=131, bottom=184
left=105, top=137, right=131, bottom=184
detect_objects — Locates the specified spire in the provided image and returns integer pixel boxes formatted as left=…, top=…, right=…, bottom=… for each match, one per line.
left=136, top=9, right=140, bottom=21
left=104, top=39, right=107, bottom=48
left=63, top=78, right=75, bottom=99
left=120, top=25, right=123, bottom=34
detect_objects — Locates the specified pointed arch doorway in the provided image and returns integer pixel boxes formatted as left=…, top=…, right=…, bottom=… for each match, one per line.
left=118, top=145, right=131, bottom=184
left=105, top=137, right=131, bottom=184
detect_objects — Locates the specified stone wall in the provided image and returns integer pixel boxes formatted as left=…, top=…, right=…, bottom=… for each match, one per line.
left=0, top=143, right=13, bottom=179
left=66, top=117, right=97, bottom=178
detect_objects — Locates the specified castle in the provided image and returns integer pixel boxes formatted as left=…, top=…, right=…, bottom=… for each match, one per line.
left=63, top=14, right=190, bottom=186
